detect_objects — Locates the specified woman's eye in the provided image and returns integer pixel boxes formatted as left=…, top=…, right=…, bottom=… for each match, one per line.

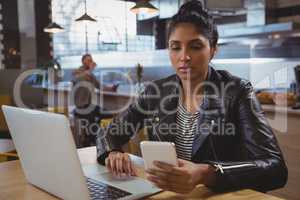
left=191, top=45, right=202, bottom=50
left=170, top=46, right=181, bottom=51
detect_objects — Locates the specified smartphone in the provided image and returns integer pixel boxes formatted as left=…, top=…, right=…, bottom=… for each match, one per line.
left=140, top=141, right=178, bottom=170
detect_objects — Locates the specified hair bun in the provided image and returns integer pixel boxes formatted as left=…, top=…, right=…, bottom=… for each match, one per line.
left=168, top=0, right=219, bottom=47
left=178, top=0, right=208, bottom=17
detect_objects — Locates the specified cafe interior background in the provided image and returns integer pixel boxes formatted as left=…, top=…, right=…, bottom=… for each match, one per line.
left=0, top=0, right=300, bottom=199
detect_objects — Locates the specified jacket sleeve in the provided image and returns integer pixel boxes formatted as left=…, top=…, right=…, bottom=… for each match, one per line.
left=208, top=80, right=288, bottom=192
left=96, top=85, right=152, bottom=165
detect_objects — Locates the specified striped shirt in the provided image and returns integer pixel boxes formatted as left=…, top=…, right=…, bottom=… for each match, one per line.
left=175, top=100, right=200, bottom=161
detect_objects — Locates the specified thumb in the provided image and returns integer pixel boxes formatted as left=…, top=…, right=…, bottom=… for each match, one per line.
left=177, top=159, right=186, bottom=167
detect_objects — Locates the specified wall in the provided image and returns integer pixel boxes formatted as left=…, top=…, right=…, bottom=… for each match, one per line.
left=0, top=0, right=52, bottom=69
left=0, top=0, right=21, bottom=69
left=0, top=2, right=3, bottom=69
left=34, top=0, right=52, bottom=67
left=18, top=0, right=37, bottom=68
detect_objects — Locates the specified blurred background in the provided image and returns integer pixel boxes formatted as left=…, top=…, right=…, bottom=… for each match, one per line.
left=0, top=1, right=300, bottom=199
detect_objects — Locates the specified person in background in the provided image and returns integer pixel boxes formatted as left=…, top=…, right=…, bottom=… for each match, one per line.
left=97, top=0, right=287, bottom=194
left=72, top=54, right=117, bottom=147
left=73, top=54, right=118, bottom=92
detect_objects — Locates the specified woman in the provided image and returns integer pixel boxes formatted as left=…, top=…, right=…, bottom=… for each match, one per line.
left=97, top=0, right=287, bottom=193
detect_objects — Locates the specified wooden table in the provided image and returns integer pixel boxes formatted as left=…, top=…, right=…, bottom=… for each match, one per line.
left=0, top=147, right=282, bottom=200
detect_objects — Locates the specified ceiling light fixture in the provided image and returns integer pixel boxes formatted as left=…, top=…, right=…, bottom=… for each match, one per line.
left=75, top=0, right=97, bottom=22
left=75, top=0, right=97, bottom=53
left=44, top=22, right=64, bottom=33
left=44, top=1, right=64, bottom=33
left=130, top=0, right=159, bottom=14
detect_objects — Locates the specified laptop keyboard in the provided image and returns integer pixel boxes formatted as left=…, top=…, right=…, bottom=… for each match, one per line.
left=86, top=177, right=132, bottom=200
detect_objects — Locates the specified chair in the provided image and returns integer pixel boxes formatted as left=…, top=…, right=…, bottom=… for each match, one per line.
left=47, top=106, right=69, bottom=116
left=126, top=128, right=147, bottom=156
left=0, top=95, right=18, bottom=162
left=100, top=118, right=113, bottom=128
left=0, top=151, right=18, bottom=162
left=0, top=95, right=11, bottom=138
left=100, top=118, right=148, bottom=155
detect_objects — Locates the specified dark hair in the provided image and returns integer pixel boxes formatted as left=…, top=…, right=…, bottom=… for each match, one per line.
left=168, top=0, right=218, bottom=47
left=81, top=53, right=92, bottom=62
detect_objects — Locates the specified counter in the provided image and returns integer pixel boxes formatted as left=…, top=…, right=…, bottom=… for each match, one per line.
left=262, top=104, right=300, bottom=200
left=262, top=104, right=300, bottom=116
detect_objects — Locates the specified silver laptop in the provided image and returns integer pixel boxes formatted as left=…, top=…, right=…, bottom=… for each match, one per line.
left=2, top=105, right=161, bottom=200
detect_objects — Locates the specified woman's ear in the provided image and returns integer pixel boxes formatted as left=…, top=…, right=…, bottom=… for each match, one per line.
left=210, top=46, right=218, bottom=60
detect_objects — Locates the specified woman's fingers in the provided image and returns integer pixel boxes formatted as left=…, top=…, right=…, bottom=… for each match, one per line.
left=147, top=174, right=193, bottom=193
left=116, top=153, right=123, bottom=174
left=151, top=161, right=186, bottom=176
left=145, top=160, right=200, bottom=194
left=177, top=158, right=186, bottom=167
left=146, top=168, right=170, bottom=179
left=109, top=154, right=118, bottom=175
left=105, top=152, right=136, bottom=176
left=153, top=161, right=173, bottom=171
left=122, top=153, right=136, bottom=176
left=147, top=175, right=169, bottom=190
left=123, top=154, right=132, bottom=174
left=105, top=152, right=119, bottom=175
left=129, top=158, right=137, bottom=176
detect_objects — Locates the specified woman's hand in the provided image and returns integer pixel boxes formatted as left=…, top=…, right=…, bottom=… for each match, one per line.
left=105, top=151, right=137, bottom=177
left=146, top=159, right=216, bottom=194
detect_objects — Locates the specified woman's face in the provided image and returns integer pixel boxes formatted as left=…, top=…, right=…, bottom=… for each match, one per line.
left=83, top=56, right=96, bottom=70
left=168, top=23, right=216, bottom=83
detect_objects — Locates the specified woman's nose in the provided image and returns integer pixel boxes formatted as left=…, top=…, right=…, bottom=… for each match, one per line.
left=180, top=49, right=191, bottom=61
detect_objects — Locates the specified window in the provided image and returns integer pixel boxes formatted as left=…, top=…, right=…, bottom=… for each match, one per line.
left=52, top=0, right=155, bottom=61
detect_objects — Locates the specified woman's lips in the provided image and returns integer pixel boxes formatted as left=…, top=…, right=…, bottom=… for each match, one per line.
left=178, top=66, right=191, bottom=73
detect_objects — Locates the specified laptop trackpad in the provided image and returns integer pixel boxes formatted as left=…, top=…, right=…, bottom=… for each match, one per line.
left=83, top=164, right=161, bottom=195
left=82, top=164, right=109, bottom=176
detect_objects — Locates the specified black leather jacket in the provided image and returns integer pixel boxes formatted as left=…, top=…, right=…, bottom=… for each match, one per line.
left=97, top=67, right=288, bottom=192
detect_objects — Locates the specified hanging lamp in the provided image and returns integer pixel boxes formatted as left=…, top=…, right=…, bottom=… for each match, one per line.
left=75, top=0, right=97, bottom=22
left=44, top=1, right=64, bottom=33
left=44, top=22, right=64, bottom=33
left=75, top=0, right=97, bottom=53
left=130, top=0, right=159, bottom=14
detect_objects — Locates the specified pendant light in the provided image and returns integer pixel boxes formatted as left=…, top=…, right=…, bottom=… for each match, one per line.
left=130, top=0, right=159, bottom=14
left=75, top=0, right=97, bottom=53
left=44, top=1, right=64, bottom=33
left=44, top=22, right=64, bottom=33
left=75, top=0, right=97, bottom=22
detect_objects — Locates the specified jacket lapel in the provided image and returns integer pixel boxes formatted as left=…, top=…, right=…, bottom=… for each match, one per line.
left=152, top=78, right=180, bottom=143
left=192, top=67, right=224, bottom=157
